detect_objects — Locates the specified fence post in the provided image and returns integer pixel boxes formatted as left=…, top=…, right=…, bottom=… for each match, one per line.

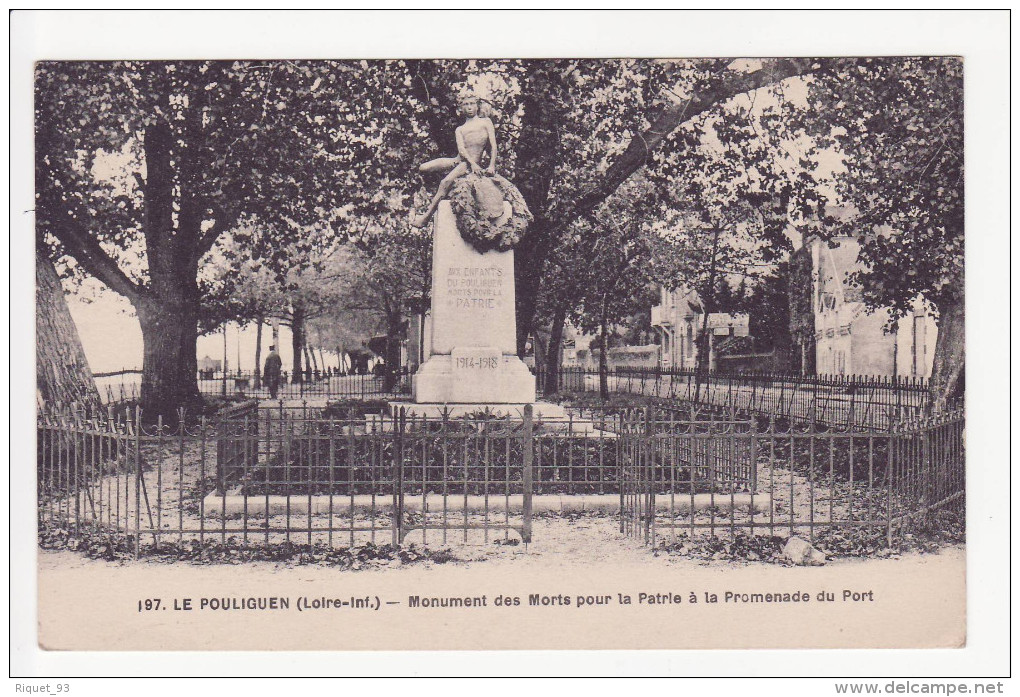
left=617, top=411, right=625, bottom=534
left=643, top=403, right=654, bottom=545
left=749, top=413, right=758, bottom=493
left=392, top=407, right=405, bottom=545
left=921, top=415, right=932, bottom=512
left=522, top=404, right=534, bottom=544
left=886, top=423, right=896, bottom=548
left=73, top=417, right=82, bottom=534
left=216, top=409, right=226, bottom=495
left=133, top=406, right=142, bottom=559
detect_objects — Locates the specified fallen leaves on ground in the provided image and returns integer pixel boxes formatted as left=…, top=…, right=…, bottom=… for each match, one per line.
left=38, top=520, right=461, bottom=569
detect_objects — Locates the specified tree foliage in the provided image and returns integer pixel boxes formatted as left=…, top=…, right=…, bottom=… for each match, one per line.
left=35, top=61, right=373, bottom=413
left=805, top=58, right=963, bottom=317
left=799, top=58, right=964, bottom=406
left=37, top=57, right=964, bottom=412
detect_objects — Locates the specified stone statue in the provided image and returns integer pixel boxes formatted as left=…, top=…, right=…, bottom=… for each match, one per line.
left=412, top=94, right=497, bottom=228
left=411, top=94, right=532, bottom=252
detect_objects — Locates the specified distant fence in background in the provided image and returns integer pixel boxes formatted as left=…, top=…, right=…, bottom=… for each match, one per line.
left=93, top=369, right=143, bottom=405
left=541, top=367, right=935, bottom=431
left=94, top=369, right=411, bottom=405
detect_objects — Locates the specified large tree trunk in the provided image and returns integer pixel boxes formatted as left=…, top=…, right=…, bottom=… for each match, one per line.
left=543, top=304, right=568, bottom=397
left=39, top=116, right=224, bottom=422
left=532, top=333, right=546, bottom=378
left=928, top=295, right=965, bottom=413
left=36, top=254, right=102, bottom=413
left=509, top=65, right=573, bottom=357
left=135, top=121, right=204, bottom=419
left=514, top=220, right=554, bottom=358
left=307, top=344, right=319, bottom=378
left=383, top=313, right=403, bottom=393
left=598, top=298, right=610, bottom=400
left=290, top=303, right=305, bottom=383
left=136, top=292, right=201, bottom=420
left=696, top=226, right=722, bottom=375
left=253, top=317, right=264, bottom=389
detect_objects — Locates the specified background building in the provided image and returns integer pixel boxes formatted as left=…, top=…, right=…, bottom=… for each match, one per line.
left=561, top=324, right=660, bottom=370
left=651, top=287, right=752, bottom=371
left=650, top=286, right=703, bottom=370
left=805, top=236, right=937, bottom=378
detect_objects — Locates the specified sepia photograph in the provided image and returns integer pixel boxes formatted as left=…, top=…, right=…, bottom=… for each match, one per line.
left=10, top=8, right=1011, bottom=685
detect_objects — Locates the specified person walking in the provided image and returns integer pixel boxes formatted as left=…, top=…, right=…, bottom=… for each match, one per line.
left=263, top=345, right=282, bottom=400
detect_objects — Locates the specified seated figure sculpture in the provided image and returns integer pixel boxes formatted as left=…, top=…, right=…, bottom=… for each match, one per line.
left=412, top=94, right=497, bottom=229
left=411, top=93, right=532, bottom=252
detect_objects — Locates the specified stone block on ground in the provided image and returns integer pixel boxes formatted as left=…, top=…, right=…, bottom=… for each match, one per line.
left=782, top=536, right=828, bottom=566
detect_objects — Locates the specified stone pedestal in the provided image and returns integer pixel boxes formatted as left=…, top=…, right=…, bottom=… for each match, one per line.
left=412, top=201, right=536, bottom=404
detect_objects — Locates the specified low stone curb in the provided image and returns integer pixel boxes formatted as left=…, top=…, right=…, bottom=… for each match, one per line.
left=202, top=492, right=771, bottom=516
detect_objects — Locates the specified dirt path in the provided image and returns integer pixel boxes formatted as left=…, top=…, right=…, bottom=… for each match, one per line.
left=36, top=516, right=965, bottom=652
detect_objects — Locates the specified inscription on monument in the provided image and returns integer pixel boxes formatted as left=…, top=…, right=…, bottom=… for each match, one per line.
left=455, top=355, right=500, bottom=370
left=450, top=347, right=505, bottom=396
left=446, top=266, right=504, bottom=310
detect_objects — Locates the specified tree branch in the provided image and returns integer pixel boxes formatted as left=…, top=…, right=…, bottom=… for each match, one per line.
left=562, top=58, right=823, bottom=229
left=45, top=211, right=146, bottom=303
left=192, top=201, right=239, bottom=263
left=407, top=60, right=457, bottom=151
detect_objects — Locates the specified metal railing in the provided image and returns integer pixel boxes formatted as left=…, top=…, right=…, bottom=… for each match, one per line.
left=97, top=366, right=936, bottom=433
left=37, top=398, right=963, bottom=557
left=620, top=406, right=965, bottom=548
left=37, top=403, right=537, bottom=555
left=96, top=370, right=411, bottom=406
left=542, top=367, right=934, bottom=431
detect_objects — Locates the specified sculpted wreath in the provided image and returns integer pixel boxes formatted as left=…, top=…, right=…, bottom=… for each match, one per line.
left=448, top=173, right=533, bottom=253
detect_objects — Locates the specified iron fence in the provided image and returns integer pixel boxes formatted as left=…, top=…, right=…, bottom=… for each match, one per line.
left=37, top=403, right=537, bottom=554
left=37, top=399, right=964, bottom=557
left=543, top=367, right=934, bottom=431
left=620, top=406, right=965, bottom=547
left=96, top=366, right=934, bottom=432
left=96, top=370, right=411, bottom=406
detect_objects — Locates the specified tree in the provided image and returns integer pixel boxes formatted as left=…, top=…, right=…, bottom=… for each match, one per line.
left=36, top=253, right=101, bottom=412
left=312, top=224, right=431, bottom=392
left=40, top=58, right=963, bottom=414
left=36, top=58, right=820, bottom=417
left=406, top=59, right=822, bottom=358
left=744, top=264, right=793, bottom=359
left=648, top=206, right=775, bottom=373
left=204, top=249, right=290, bottom=388
left=35, top=61, right=371, bottom=417
left=635, top=57, right=964, bottom=402
left=562, top=181, right=658, bottom=398
left=801, top=58, right=964, bottom=410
